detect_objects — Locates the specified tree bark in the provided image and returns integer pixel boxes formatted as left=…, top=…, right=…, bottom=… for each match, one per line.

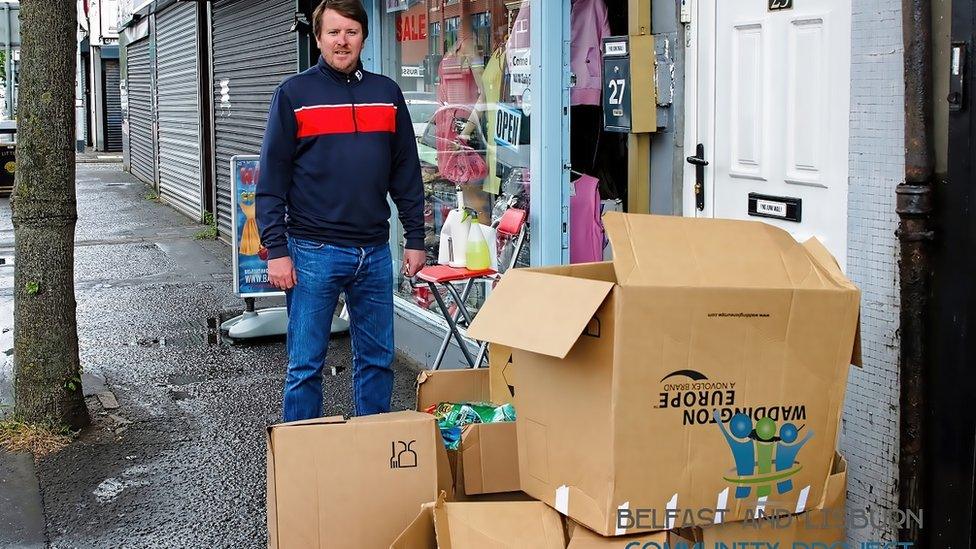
left=12, top=0, right=89, bottom=430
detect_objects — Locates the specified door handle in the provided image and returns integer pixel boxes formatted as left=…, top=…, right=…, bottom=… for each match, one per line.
left=686, top=143, right=708, bottom=211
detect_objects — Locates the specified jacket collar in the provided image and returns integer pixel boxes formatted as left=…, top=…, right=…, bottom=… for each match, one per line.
left=317, top=55, right=364, bottom=83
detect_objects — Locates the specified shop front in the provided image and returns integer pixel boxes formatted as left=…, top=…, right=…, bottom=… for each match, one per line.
left=210, top=0, right=299, bottom=240
left=367, top=0, right=636, bottom=367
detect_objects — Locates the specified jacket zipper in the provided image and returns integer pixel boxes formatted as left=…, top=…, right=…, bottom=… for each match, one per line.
left=346, top=76, right=359, bottom=133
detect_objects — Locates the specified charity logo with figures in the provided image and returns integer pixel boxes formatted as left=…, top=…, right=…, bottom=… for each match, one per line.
left=715, top=409, right=813, bottom=499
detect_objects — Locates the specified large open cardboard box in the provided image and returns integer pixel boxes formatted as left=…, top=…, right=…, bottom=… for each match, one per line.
left=468, top=213, right=861, bottom=536
left=267, top=411, right=451, bottom=548
left=416, top=369, right=520, bottom=496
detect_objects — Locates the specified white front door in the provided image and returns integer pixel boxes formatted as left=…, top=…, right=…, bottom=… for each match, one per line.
left=685, top=0, right=852, bottom=267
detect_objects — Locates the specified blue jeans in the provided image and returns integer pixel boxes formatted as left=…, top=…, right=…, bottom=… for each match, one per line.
left=282, top=238, right=395, bottom=421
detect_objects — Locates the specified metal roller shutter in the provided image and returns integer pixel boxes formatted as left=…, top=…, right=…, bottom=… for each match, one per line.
left=156, top=3, right=203, bottom=220
left=211, top=0, right=297, bottom=240
left=104, top=60, right=123, bottom=151
left=126, top=38, right=154, bottom=184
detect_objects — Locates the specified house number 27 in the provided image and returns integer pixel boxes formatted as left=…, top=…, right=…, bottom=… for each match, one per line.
left=608, top=79, right=626, bottom=105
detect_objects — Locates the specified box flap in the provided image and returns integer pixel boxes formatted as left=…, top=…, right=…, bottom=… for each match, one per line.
left=460, top=422, right=520, bottom=495
left=802, top=237, right=862, bottom=366
left=270, top=415, right=346, bottom=429
left=801, top=237, right=854, bottom=288
left=602, top=212, right=855, bottom=289
left=820, top=451, right=848, bottom=510
left=433, top=497, right=565, bottom=548
left=488, top=344, right=516, bottom=406
left=350, top=410, right=432, bottom=425
left=390, top=504, right=436, bottom=549
left=266, top=429, right=280, bottom=549
left=416, top=369, right=491, bottom=412
left=467, top=269, right=614, bottom=359
left=567, top=523, right=676, bottom=548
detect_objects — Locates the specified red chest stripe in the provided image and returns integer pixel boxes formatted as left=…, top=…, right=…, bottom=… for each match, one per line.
left=294, top=103, right=397, bottom=138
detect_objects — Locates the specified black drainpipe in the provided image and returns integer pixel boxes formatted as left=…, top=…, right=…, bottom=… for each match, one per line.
left=898, top=0, right=934, bottom=545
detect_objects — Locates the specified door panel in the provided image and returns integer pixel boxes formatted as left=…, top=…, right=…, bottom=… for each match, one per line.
left=692, top=0, right=851, bottom=267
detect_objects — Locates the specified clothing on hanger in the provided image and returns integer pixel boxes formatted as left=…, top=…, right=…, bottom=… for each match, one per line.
left=569, top=173, right=605, bottom=264
left=482, top=47, right=506, bottom=195
left=435, top=37, right=485, bottom=182
left=570, top=0, right=611, bottom=106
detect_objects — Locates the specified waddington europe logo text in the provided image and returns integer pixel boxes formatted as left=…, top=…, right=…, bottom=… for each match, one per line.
left=656, top=370, right=808, bottom=427
left=655, top=369, right=812, bottom=498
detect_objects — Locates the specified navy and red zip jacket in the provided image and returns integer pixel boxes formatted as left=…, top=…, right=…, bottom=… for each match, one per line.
left=256, top=57, right=424, bottom=260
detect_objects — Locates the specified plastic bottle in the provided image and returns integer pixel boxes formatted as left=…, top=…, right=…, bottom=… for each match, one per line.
left=438, top=187, right=468, bottom=267
left=448, top=210, right=470, bottom=268
left=465, top=214, right=491, bottom=271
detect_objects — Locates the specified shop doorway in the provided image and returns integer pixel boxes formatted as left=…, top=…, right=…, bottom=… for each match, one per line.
left=569, top=0, right=628, bottom=208
left=685, top=0, right=852, bottom=267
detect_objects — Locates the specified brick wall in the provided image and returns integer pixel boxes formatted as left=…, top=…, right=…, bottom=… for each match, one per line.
left=841, top=0, right=904, bottom=543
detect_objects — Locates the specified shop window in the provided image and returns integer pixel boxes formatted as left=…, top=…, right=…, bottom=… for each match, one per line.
left=444, top=16, right=460, bottom=53
left=380, top=0, right=533, bottom=314
left=471, top=12, right=491, bottom=62
left=429, top=21, right=441, bottom=54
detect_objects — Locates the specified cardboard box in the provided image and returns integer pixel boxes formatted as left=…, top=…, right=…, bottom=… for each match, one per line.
left=468, top=213, right=861, bottom=536
left=488, top=344, right=516, bottom=406
left=267, top=411, right=452, bottom=549
left=416, top=369, right=521, bottom=496
left=391, top=495, right=566, bottom=548
left=694, top=452, right=848, bottom=546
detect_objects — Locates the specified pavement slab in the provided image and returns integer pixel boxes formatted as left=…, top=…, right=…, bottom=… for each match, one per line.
left=0, top=451, right=46, bottom=548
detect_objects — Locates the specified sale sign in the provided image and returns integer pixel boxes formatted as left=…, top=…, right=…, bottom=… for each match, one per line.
left=396, top=13, right=427, bottom=42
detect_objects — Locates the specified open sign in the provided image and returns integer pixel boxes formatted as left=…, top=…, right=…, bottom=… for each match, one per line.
left=494, top=104, right=523, bottom=152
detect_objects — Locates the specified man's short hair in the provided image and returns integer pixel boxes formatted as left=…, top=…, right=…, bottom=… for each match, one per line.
left=313, top=0, right=369, bottom=40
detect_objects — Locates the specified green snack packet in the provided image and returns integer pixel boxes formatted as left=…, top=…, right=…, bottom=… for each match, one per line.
left=492, top=403, right=516, bottom=422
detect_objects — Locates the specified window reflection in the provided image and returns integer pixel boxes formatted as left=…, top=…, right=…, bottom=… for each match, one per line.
left=383, top=0, right=533, bottom=312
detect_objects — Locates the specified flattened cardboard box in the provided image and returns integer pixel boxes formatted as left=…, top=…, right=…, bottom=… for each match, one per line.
left=416, top=369, right=521, bottom=496
left=267, top=411, right=452, bottom=549
left=391, top=495, right=565, bottom=548
left=468, top=213, right=862, bottom=536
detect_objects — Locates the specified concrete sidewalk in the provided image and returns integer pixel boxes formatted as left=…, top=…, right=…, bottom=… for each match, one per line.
left=0, top=163, right=422, bottom=548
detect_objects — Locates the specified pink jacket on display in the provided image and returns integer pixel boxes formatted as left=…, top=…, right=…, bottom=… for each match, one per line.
left=571, top=0, right=611, bottom=106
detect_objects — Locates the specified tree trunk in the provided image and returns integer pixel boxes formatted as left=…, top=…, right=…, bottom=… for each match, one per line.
left=12, top=0, right=89, bottom=430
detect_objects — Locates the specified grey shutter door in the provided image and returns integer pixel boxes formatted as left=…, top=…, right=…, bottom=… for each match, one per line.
left=211, top=0, right=297, bottom=240
left=126, top=38, right=154, bottom=184
left=104, top=59, right=123, bottom=151
left=156, top=3, right=203, bottom=220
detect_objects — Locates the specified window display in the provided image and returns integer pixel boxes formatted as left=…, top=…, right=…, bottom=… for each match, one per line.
left=380, top=0, right=533, bottom=314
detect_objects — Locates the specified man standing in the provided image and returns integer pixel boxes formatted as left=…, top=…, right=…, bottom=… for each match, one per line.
left=257, top=0, right=425, bottom=422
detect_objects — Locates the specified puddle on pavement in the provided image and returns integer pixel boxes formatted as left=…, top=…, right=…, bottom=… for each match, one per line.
left=145, top=316, right=234, bottom=348
left=166, top=373, right=205, bottom=386
left=129, top=337, right=161, bottom=348
left=132, top=313, right=281, bottom=353
left=169, top=390, right=192, bottom=401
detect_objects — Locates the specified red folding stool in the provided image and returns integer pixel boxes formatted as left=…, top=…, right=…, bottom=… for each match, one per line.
left=415, top=207, right=528, bottom=370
